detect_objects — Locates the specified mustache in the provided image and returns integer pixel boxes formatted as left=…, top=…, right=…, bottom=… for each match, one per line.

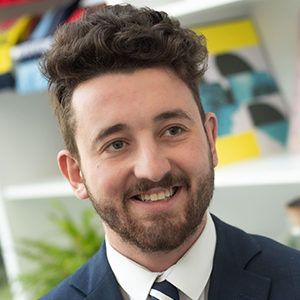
left=124, top=172, right=191, bottom=199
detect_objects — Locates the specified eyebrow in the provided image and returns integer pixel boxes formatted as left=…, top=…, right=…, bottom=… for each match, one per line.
left=154, top=109, right=193, bottom=123
left=92, top=109, right=193, bottom=149
left=92, top=123, right=129, bottom=149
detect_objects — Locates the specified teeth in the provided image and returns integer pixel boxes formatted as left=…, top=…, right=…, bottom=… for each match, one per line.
left=139, top=188, right=175, bottom=202
left=150, top=194, right=158, bottom=201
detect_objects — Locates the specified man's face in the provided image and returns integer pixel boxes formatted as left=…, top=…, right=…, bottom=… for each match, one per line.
left=66, top=67, right=218, bottom=253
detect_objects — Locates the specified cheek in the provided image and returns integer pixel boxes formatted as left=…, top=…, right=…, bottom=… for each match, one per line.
left=175, top=141, right=210, bottom=175
left=89, top=162, right=128, bottom=199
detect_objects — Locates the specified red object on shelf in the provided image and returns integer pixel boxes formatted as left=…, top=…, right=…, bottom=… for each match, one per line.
left=66, top=7, right=86, bottom=23
left=0, top=0, right=41, bottom=7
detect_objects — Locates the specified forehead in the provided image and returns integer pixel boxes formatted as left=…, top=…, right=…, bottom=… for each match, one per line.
left=71, top=68, right=201, bottom=132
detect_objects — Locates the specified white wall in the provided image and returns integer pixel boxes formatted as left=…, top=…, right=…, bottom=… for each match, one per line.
left=0, top=92, right=63, bottom=186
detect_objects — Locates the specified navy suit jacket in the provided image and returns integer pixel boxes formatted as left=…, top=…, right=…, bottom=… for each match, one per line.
left=40, top=215, right=300, bottom=299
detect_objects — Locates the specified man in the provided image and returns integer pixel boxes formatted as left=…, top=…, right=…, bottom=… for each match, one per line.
left=40, top=4, right=300, bottom=300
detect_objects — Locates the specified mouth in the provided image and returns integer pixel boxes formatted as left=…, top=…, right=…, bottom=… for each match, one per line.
left=132, top=187, right=179, bottom=202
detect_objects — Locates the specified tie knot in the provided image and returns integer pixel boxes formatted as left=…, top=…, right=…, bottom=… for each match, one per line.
left=150, top=280, right=179, bottom=300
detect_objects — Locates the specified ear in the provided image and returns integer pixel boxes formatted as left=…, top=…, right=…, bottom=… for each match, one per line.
left=57, top=150, right=88, bottom=199
left=204, top=112, right=218, bottom=168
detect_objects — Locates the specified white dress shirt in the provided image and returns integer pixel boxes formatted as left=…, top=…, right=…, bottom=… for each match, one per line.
left=106, top=212, right=217, bottom=300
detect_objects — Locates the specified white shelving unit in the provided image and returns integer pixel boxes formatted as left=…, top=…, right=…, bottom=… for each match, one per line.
left=3, top=177, right=72, bottom=201
left=215, top=152, right=300, bottom=187
left=0, top=0, right=300, bottom=299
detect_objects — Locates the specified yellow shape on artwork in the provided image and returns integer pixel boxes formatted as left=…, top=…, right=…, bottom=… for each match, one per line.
left=191, top=19, right=259, bottom=55
left=216, top=131, right=261, bottom=166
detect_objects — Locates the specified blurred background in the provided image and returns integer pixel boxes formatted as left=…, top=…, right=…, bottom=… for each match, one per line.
left=0, top=0, right=299, bottom=299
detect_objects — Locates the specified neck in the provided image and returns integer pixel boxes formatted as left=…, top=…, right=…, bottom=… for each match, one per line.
left=104, top=214, right=207, bottom=272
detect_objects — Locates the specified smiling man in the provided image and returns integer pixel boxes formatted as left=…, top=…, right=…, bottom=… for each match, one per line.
left=65, top=67, right=218, bottom=275
left=40, top=4, right=300, bottom=300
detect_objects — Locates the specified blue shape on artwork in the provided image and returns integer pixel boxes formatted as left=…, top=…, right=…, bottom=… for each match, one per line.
left=215, top=104, right=239, bottom=136
left=252, top=72, right=279, bottom=96
left=228, top=71, right=278, bottom=104
left=199, top=82, right=239, bottom=136
left=199, top=82, right=229, bottom=112
left=258, top=120, right=289, bottom=146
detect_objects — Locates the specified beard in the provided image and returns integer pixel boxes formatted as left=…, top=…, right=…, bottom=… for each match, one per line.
left=84, top=153, right=215, bottom=253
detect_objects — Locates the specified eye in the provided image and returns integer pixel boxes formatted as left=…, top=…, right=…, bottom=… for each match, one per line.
left=165, top=126, right=183, bottom=136
left=106, top=140, right=125, bottom=151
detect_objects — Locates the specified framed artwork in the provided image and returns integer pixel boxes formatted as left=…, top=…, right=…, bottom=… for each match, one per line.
left=192, top=19, right=289, bottom=166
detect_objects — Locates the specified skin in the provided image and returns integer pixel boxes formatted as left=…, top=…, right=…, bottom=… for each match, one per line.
left=58, top=67, right=218, bottom=272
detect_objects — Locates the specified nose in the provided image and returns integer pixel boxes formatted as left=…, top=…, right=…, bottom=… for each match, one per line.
left=133, top=140, right=171, bottom=182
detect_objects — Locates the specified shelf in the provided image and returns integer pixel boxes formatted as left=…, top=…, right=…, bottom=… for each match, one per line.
left=3, top=152, right=300, bottom=201
left=3, top=177, right=73, bottom=201
left=215, top=152, right=300, bottom=187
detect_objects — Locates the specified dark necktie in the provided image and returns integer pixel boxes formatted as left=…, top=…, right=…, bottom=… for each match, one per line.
left=149, top=280, right=179, bottom=300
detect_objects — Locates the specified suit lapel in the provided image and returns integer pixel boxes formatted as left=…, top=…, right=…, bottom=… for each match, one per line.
left=208, top=215, right=271, bottom=300
left=69, top=240, right=123, bottom=300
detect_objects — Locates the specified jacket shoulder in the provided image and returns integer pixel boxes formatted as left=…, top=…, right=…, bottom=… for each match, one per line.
left=248, top=234, right=300, bottom=297
left=213, top=214, right=300, bottom=272
left=211, top=214, right=300, bottom=298
left=247, top=233, right=300, bottom=272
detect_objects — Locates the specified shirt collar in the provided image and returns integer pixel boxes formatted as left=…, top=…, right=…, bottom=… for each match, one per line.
left=106, top=238, right=160, bottom=300
left=106, top=212, right=216, bottom=300
left=164, top=212, right=216, bottom=299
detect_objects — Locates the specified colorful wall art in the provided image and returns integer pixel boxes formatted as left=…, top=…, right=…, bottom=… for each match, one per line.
left=192, top=19, right=289, bottom=166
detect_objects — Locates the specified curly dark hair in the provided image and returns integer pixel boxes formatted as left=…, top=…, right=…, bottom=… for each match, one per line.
left=40, top=4, right=208, bottom=159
